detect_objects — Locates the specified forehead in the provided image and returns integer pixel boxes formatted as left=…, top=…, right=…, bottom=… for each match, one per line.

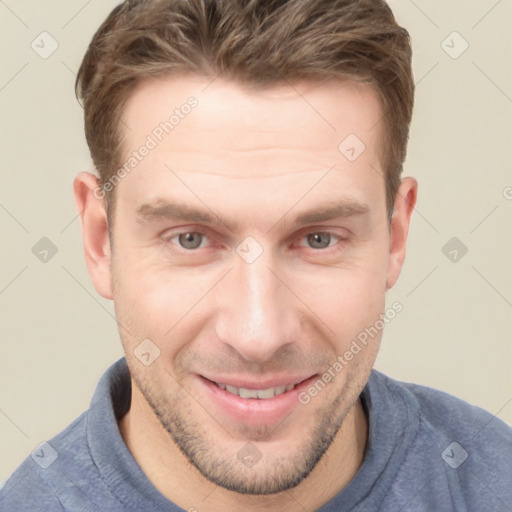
left=115, top=75, right=385, bottom=219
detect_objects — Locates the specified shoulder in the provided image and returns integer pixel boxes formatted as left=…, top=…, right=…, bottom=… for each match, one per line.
left=370, top=369, right=512, bottom=440
left=0, top=412, right=88, bottom=511
left=371, top=370, right=512, bottom=511
left=0, top=359, right=129, bottom=512
left=392, top=374, right=512, bottom=446
left=0, top=461, right=65, bottom=511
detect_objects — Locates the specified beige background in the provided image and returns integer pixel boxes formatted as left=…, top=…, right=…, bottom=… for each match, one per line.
left=1, top=0, right=511, bottom=484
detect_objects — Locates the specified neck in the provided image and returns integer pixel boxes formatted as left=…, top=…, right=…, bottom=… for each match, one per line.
left=119, top=380, right=368, bottom=512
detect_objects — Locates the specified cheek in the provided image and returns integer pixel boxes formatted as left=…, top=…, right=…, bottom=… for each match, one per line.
left=291, top=246, right=388, bottom=339
left=112, top=256, right=214, bottom=344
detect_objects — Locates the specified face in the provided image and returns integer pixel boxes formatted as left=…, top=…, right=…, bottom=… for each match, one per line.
left=77, top=75, right=416, bottom=495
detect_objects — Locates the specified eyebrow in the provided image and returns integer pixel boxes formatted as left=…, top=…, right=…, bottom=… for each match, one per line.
left=135, top=199, right=370, bottom=231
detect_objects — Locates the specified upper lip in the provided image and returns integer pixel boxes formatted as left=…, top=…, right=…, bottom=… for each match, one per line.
left=199, top=374, right=316, bottom=389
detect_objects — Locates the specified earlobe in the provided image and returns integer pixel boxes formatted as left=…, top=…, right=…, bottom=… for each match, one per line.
left=386, top=177, right=418, bottom=290
left=73, top=172, right=113, bottom=299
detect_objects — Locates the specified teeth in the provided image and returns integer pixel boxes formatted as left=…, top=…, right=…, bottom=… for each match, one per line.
left=274, top=385, right=286, bottom=395
left=217, top=382, right=295, bottom=399
left=226, top=384, right=238, bottom=395
left=256, top=387, right=275, bottom=399
left=239, top=388, right=259, bottom=399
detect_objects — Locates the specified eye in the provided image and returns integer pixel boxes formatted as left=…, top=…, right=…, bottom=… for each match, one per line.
left=165, top=230, right=344, bottom=253
left=300, top=232, right=341, bottom=250
left=168, top=231, right=210, bottom=250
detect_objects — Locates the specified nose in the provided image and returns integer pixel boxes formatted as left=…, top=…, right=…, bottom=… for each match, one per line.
left=214, top=247, right=300, bottom=363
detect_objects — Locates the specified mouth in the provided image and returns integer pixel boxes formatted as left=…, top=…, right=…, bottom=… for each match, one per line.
left=207, top=379, right=299, bottom=399
left=197, top=374, right=318, bottom=426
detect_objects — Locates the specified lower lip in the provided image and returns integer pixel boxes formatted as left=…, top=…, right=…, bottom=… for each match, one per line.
left=197, top=375, right=318, bottom=426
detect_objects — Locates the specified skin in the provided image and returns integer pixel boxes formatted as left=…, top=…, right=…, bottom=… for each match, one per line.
left=74, top=75, right=417, bottom=511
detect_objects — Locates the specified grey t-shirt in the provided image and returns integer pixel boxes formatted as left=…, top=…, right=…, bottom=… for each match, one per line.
left=1, top=357, right=511, bottom=511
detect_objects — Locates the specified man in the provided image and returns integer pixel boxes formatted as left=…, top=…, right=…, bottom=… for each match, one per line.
left=1, top=0, right=511, bottom=510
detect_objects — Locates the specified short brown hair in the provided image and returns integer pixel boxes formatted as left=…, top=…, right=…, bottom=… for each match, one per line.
left=76, top=0, right=414, bottom=222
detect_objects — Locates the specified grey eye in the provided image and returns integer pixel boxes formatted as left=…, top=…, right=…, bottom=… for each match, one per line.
left=177, top=232, right=204, bottom=249
left=306, top=232, right=333, bottom=249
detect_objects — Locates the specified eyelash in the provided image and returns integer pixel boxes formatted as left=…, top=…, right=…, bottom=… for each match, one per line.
left=164, top=229, right=347, bottom=254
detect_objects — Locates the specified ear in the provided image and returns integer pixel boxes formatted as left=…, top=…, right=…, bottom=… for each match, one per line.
left=386, top=177, right=418, bottom=290
left=73, top=172, right=113, bottom=299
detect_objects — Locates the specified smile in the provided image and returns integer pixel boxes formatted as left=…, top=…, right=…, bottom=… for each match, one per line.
left=214, top=382, right=296, bottom=399
left=198, top=374, right=318, bottom=425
